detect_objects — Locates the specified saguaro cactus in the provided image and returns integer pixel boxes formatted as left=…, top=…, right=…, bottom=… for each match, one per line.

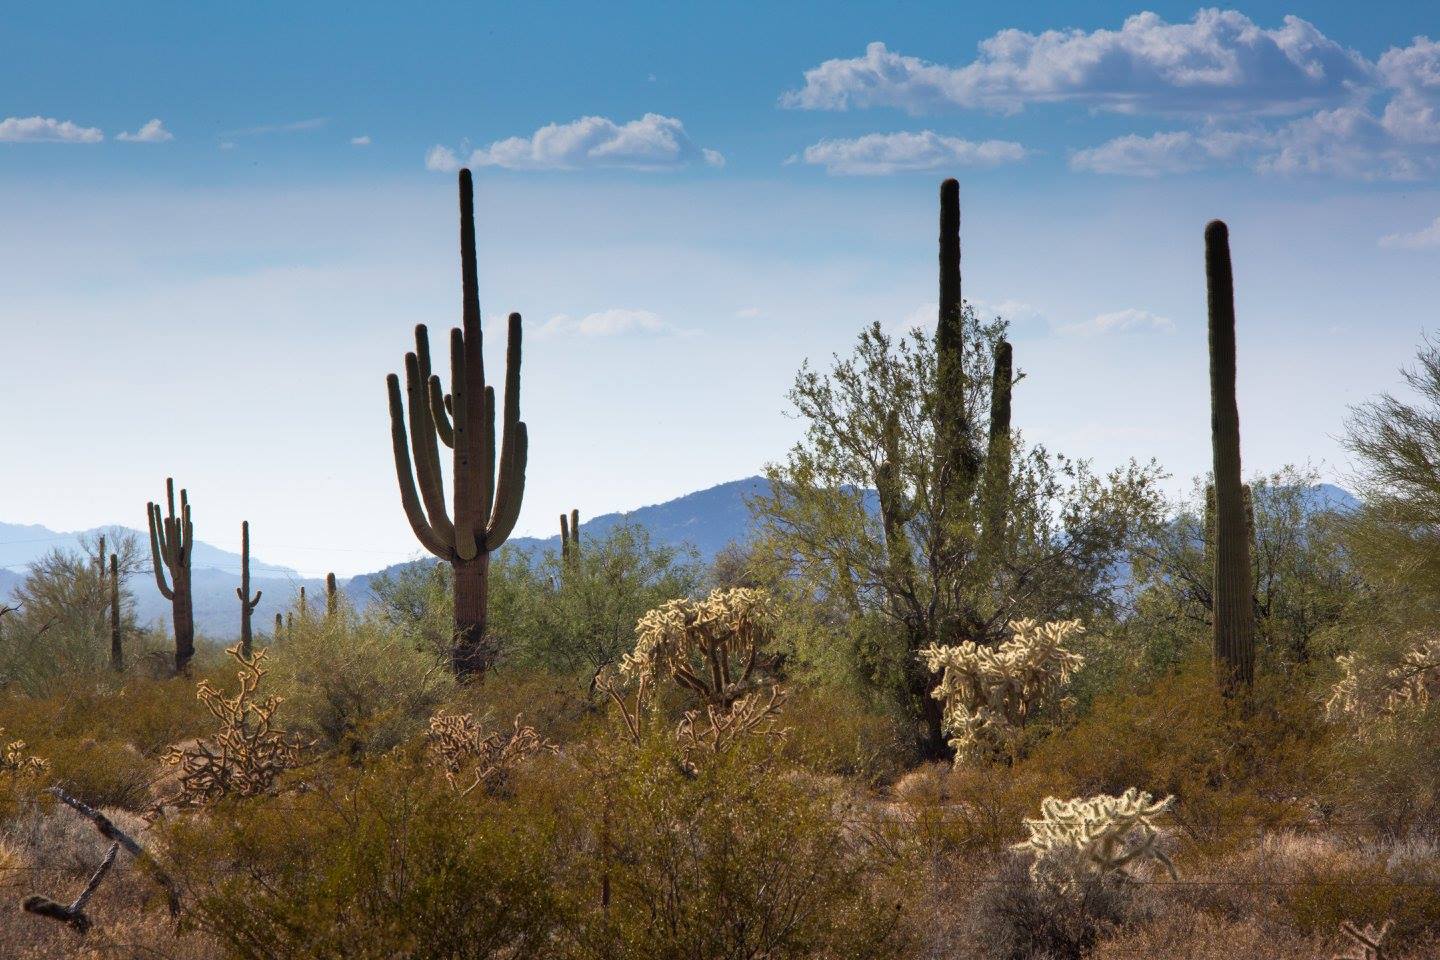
left=325, top=572, right=338, bottom=619
left=236, top=521, right=262, bottom=658
left=560, top=509, right=580, bottom=561
left=108, top=554, right=122, bottom=673
left=386, top=168, right=529, bottom=677
left=147, top=478, right=195, bottom=673
left=274, top=612, right=284, bottom=641
left=1205, top=220, right=1256, bottom=689
left=934, top=178, right=980, bottom=495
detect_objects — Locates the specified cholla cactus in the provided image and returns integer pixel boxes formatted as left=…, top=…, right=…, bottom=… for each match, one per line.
left=596, top=587, right=786, bottom=752
left=1327, top=637, right=1440, bottom=724
left=1015, top=788, right=1177, bottom=887
left=1, top=730, right=48, bottom=779
left=920, top=619, right=1085, bottom=762
left=157, top=644, right=304, bottom=809
left=426, top=712, right=555, bottom=796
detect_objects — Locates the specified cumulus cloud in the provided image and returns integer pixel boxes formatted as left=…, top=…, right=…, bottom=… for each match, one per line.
left=1060, top=308, right=1174, bottom=337
left=1066, top=32, right=1440, bottom=180
left=1070, top=128, right=1260, bottom=175
left=782, top=11, right=1370, bottom=116
left=795, top=131, right=1027, bottom=174
left=350, top=135, right=372, bottom=146
left=0, top=116, right=103, bottom=143
left=116, top=119, right=173, bottom=143
left=1380, top=216, right=1440, bottom=249
left=537, top=309, right=678, bottom=337
left=432, top=114, right=723, bottom=172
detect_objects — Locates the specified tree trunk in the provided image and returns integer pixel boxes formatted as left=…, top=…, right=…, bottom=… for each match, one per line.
left=452, top=554, right=492, bottom=677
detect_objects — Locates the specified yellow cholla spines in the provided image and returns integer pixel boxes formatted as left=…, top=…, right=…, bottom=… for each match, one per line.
left=1016, top=788, right=1177, bottom=886
left=1326, top=635, right=1440, bottom=725
left=919, top=618, right=1085, bottom=762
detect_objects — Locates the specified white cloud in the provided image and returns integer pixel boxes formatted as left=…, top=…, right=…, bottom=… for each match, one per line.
left=1380, top=216, right=1440, bottom=249
left=1070, top=35, right=1440, bottom=181
left=796, top=131, right=1027, bottom=174
left=116, top=119, right=173, bottom=143
left=221, top=118, right=327, bottom=137
left=537, top=308, right=677, bottom=337
left=1060, top=308, right=1174, bottom=337
left=350, top=135, right=372, bottom=146
left=0, top=116, right=103, bottom=143
left=782, top=12, right=1370, bottom=116
left=435, top=114, right=723, bottom=172
left=425, top=144, right=460, bottom=172
left=1070, top=129, right=1258, bottom=175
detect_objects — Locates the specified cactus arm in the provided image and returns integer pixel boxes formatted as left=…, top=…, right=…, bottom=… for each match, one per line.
left=179, top=496, right=193, bottom=566
left=427, top=375, right=455, bottom=447
left=481, top=385, right=496, bottom=522
left=404, top=352, right=458, bottom=547
left=146, top=502, right=175, bottom=600
left=485, top=421, right=528, bottom=548
left=386, top=373, right=453, bottom=560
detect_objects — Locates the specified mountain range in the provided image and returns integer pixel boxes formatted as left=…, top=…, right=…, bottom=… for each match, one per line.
left=0, top=477, right=1360, bottom=638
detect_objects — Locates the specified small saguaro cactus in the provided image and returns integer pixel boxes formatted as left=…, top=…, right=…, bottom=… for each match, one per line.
left=147, top=478, right=196, bottom=674
left=560, top=509, right=580, bottom=561
left=1205, top=220, right=1257, bottom=690
left=386, top=168, right=529, bottom=678
left=108, top=554, right=122, bottom=673
left=236, top=521, right=262, bottom=658
left=325, top=572, right=338, bottom=619
left=274, top=612, right=284, bottom=641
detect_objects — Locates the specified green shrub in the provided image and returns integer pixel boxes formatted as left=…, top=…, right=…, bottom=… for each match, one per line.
left=169, top=755, right=563, bottom=960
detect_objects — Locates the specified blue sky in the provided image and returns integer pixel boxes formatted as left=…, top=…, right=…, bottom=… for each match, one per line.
left=2, top=3, right=1438, bottom=575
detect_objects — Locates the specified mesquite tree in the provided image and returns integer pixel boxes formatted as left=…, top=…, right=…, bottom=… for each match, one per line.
left=386, top=168, right=528, bottom=678
left=1205, top=220, right=1256, bottom=689
left=147, top=478, right=196, bottom=674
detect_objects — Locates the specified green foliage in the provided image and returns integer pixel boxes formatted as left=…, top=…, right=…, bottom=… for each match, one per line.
left=1129, top=467, right=1365, bottom=669
left=753, top=313, right=1164, bottom=752
left=171, top=755, right=562, bottom=960
left=506, top=523, right=701, bottom=673
left=544, top=736, right=912, bottom=960
left=0, top=534, right=142, bottom=696
left=1018, top=656, right=1328, bottom=844
left=266, top=601, right=454, bottom=756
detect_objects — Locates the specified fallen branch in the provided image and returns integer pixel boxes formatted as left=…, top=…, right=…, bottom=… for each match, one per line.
left=49, top=786, right=180, bottom=917
left=21, top=842, right=118, bottom=935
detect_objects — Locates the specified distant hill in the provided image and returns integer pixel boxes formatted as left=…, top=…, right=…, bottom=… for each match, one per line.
left=1, top=477, right=1363, bottom=641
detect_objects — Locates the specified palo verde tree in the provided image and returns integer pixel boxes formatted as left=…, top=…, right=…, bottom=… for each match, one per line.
left=147, top=478, right=197, bottom=674
left=386, top=168, right=529, bottom=678
left=753, top=179, right=1163, bottom=757
left=1205, top=220, right=1256, bottom=689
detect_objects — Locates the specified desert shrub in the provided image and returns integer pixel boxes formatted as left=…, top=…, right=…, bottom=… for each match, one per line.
left=425, top=711, right=554, bottom=795
left=964, top=853, right=1146, bottom=960
left=1018, top=655, right=1327, bottom=845
left=443, top=663, right=601, bottom=744
left=920, top=619, right=1086, bottom=763
left=779, top=683, right=911, bottom=785
left=540, top=735, right=911, bottom=960
left=267, top=607, right=454, bottom=756
left=168, top=755, right=563, bottom=960
left=1327, top=634, right=1440, bottom=722
left=31, top=739, right=152, bottom=812
left=1328, top=702, right=1440, bottom=837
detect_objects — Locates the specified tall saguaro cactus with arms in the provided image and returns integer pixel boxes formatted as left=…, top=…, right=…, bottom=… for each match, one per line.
left=147, top=478, right=196, bottom=674
left=387, top=168, right=529, bottom=678
left=1205, top=220, right=1256, bottom=689
left=236, top=521, right=261, bottom=658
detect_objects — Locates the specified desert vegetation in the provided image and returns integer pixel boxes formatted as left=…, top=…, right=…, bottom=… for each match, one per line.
left=1, top=170, right=1438, bottom=959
